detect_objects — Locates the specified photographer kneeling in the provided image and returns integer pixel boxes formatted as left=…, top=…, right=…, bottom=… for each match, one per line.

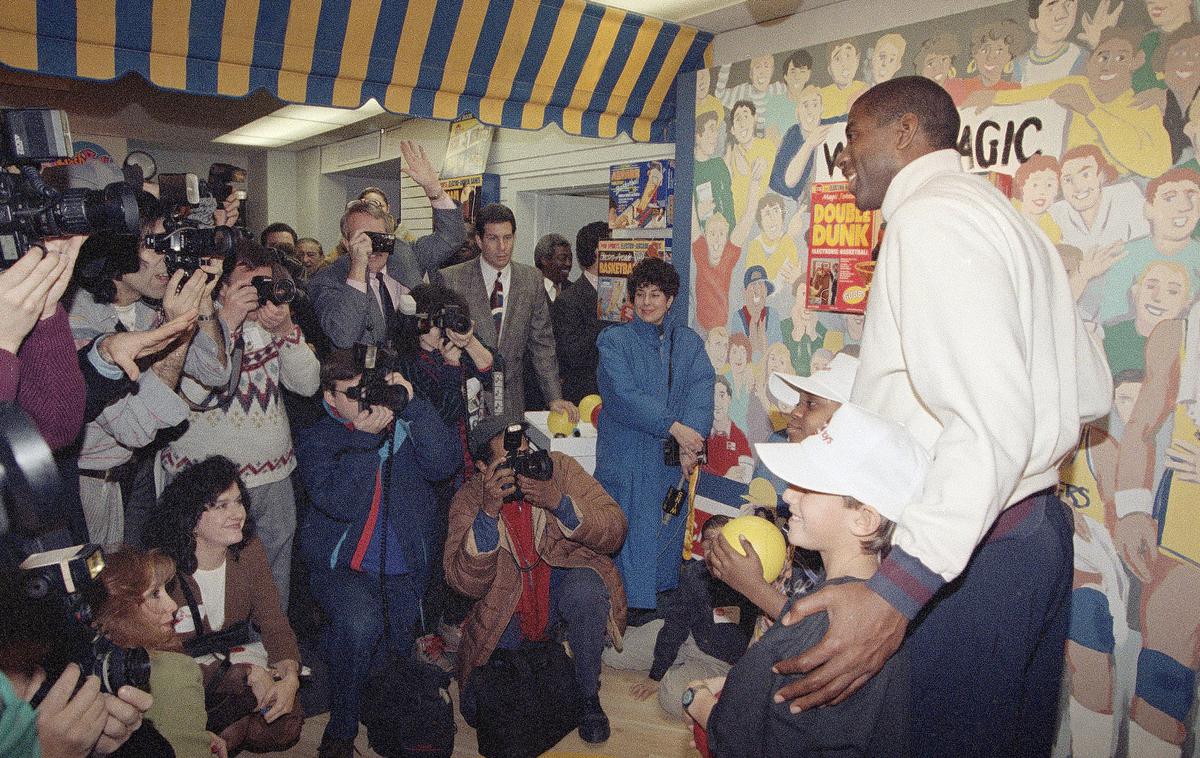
left=446, top=417, right=628, bottom=748
left=295, top=349, right=461, bottom=758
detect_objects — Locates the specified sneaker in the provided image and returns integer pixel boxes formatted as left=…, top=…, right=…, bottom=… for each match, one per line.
left=578, top=695, right=610, bottom=744
left=415, top=633, right=456, bottom=673
left=317, top=734, right=356, bottom=758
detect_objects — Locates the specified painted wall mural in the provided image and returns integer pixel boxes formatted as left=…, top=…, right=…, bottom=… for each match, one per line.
left=682, top=1, right=1200, bottom=755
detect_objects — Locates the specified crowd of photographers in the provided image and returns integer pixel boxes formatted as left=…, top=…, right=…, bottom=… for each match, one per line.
left=0, top=107, right=643, bottom=758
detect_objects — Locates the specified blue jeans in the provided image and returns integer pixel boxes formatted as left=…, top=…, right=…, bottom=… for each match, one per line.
left=308, top=565, right=421, bottom=740
left=907, top=491, right=1072, bottom=757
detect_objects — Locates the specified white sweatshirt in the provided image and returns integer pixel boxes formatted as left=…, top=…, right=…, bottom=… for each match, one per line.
left=853, top=149, right=1112, bottom=618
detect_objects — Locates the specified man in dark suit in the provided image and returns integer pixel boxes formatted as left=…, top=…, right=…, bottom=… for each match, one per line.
left=439, top=204, right=578, bottom=420
left=309, top=140, right=464, bottom=348
left=551, top=221, right=609, bottom=404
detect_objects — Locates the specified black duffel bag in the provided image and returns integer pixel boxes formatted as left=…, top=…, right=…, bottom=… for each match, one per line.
left=361, top=653, right=456, bottom=758
left=469, top=641, right=581, bottom=758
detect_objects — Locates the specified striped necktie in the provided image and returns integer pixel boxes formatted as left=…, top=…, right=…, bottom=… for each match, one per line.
left=490, top=275, right=504, bottom=338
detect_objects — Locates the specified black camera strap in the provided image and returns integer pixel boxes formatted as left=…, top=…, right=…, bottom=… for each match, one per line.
left=665, top=325, right=677, bottom=394
left=186, top=334, right=244, bottom=412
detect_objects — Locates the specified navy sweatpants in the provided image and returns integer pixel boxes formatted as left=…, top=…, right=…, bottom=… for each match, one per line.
left=907, top=490, right=1072, bottom=757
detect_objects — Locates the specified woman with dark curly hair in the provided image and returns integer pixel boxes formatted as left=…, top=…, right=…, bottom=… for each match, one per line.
left=144, top=456, right=302, bottom=755
left=95, top=548, right=227, bottom=758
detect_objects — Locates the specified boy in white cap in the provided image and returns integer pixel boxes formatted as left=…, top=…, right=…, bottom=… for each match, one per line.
left=686, top=402, right=927, bottom=757
left=709, top=351, right=862, bottom=622
left=769, top=352, right=859, bottom=442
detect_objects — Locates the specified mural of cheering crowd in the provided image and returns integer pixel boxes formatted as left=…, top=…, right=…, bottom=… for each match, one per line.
left=685, top=0, right=1200, bottom=755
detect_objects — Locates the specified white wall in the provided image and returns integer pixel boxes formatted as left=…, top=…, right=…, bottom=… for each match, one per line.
left=713, top=0, right=1009, bottom=63
left=309, top=119, right=670, bottom=267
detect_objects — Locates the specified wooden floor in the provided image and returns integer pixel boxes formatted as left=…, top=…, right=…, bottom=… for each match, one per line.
left=261, top=665, right=694, bottom=757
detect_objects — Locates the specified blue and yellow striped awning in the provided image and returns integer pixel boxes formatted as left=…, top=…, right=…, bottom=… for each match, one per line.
left=0, top=0, right=712, bottom=142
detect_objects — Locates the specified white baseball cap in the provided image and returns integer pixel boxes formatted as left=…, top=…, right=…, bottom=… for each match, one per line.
left=769, top=352, right=860, bottom=407
left=754, top=403, right=929, bottom=522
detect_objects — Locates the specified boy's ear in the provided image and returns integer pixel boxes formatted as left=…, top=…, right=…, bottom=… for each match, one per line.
left=848, top=504, right=883, bottom=539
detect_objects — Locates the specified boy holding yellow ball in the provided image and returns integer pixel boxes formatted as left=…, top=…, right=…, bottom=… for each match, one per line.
left=685, top=402, right=928, bottom=757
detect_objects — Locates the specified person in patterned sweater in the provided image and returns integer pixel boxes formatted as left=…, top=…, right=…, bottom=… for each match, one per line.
left=158, top=241, right=320, bottom=609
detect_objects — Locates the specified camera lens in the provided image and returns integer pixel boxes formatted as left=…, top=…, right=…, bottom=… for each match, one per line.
left=272, top=277, right=296, bottom=305
left=52, top=182, right=139, bottom=237
left=90, top=636, right=151, bottom=694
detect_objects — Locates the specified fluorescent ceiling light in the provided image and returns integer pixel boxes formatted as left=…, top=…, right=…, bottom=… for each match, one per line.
left=214, top=99, right=386, bottom=147
left=588, top=0, right=741, bottom=22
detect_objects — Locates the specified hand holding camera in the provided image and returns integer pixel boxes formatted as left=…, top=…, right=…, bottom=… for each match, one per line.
left=36, top=234, right=84, bottom=321
left=0, top=245, right=70, bottom=354
left=517, top=472, right=563, bottom=511
left=161, top=267, right=210, bottom=323
left=219, top=278, right=261, bottom=334
left=480, top=456, right=515, bottom=517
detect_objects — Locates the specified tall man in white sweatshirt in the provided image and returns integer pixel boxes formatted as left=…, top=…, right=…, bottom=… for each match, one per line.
left=771, top=76, right=1113, bottom=756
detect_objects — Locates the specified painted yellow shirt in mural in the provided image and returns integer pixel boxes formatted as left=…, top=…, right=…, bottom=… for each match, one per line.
left=1058, top=426, right=1107, bottom=525
left=992, top=77, right=1171, bottom=179
left=746, top=234, right=798, bottom=283
left=728, top=138, right=775, bottom=223
left=1011, top=199, right=1063, bottom=244
left=819, top=81, right=867, bottom=119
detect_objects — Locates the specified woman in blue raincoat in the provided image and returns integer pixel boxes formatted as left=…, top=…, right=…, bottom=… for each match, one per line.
left=595, top=257, right=714, bottom=611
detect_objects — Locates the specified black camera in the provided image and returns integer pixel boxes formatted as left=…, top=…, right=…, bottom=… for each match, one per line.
left=663, top=436, right=707, bottom=467
left=0, top=109, right=140, bottom=268
left=364, top=231, right=396, bottom=254
left=145, top=223, right=244, bottom=276
left=344, top=344, right=409, bottom=414
left=251, top=275, right=296, bottom=306
left=19, top=545, right=151, bottom=698
left=208, top=162, right=247, bottom=204
left=500, top=423, right=553, bottom=502
left=420, top=303, right=471, bottom=335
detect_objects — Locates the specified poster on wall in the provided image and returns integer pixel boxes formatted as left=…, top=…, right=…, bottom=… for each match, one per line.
left=441, top=114, right=494, bottom=178
left=806, top=182, right=878, bottom=314
left=596, top=238, right=671, bottom=322
left=610, top=160, right=675, bottom=229
left=685, top=2, right=1200, bottom=752
left=437, top=173, right=499, bottom=226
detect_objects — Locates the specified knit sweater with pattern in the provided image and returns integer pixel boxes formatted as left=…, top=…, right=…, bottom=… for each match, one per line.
left=161, top=322, right=320, bottom=488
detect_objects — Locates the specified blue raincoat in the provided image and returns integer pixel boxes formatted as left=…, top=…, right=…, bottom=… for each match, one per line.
left=595, top=313, right=714, bottom=609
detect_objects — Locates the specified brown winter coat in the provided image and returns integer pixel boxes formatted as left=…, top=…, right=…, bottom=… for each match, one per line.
left=445, top=451, right=628, bottom=684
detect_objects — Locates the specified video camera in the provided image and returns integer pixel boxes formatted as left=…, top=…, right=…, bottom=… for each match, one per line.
left=0, top=406, right=150, bottom=701
left=0, top=108, right=139, bottom=268
left=500, top=423, right=553, bottom=502
left=344, top=344, right=409, bottom=414
left=19, top=545, right=151, bottom=697
left=144, top=223, right=246, bottom=276
left=418, top=303, right=471, bottom=335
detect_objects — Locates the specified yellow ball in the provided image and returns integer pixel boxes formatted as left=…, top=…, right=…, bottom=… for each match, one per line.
left=578, top=394, right=603, bottom=425
left=721, top=515, right=787, bottom=583
left=547, top=409, right=577, bottom=437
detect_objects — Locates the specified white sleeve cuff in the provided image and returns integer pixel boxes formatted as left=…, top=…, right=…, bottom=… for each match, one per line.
left=1115, top=489, right=1154, bottom=519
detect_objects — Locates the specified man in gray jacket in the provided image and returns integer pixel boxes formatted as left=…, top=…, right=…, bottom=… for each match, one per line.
left=438, top=204, right=577, bottom=420
left=309, top=141, right=464, bottom=348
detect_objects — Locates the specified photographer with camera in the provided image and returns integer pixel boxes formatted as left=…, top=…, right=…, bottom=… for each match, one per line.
left=159, top=241, right=319, bottom=609
left=69, top=192, right=231, bottom=546
left=295, top=348, right=460, bottom=758
left=595, top=257, right=714, bottom=615
left=0, top=562, right=156, bottom=758
left=309, top=141, right=463, bottom=350
left=446, top=417, right=628, bottom=748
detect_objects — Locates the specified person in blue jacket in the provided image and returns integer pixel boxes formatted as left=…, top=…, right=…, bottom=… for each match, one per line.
left=596, top=257, right=715, bottom=612
left=295, top=349, right=461, bottom=758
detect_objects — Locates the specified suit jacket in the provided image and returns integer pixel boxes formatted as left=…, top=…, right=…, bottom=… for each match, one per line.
left=438, top=259, right=561, bottom=416
left=550, top=275, right=604, bottom=403
left=308, top=205, right=465, bottom=348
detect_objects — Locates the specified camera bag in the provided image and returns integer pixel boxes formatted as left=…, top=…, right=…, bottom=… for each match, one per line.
left=471, top=640, right=582, bottom=758
left=361, top=653, right=455, bottom=758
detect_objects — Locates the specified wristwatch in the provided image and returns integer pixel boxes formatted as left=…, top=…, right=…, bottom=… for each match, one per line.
left=682, top=687, right=697, bottom=708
